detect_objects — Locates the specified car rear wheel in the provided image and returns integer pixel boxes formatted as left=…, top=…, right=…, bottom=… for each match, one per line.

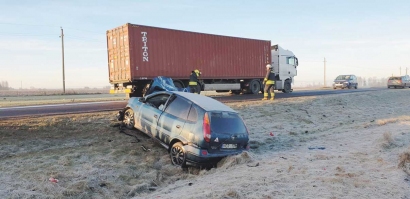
left=170, top=142, right=187, bottom=167
left=123, top=109, right=135, bottom=130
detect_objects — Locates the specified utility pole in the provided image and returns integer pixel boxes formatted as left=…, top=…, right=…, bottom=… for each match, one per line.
left=60, top=27, right=66, bottom=94
left=406, top=67, right=408, bottom=75
left=400, top=66, right=401, bottom=76
left=324, top=57, right=326, bottom=87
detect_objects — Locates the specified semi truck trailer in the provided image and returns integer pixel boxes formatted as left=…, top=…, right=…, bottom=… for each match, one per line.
left=107, top=23, right=299, bottom=97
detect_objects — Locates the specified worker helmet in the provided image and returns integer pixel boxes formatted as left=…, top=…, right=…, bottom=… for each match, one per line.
left=266, top=64, right=272, bottom=69
left=194, top=69, right=201, bottom=76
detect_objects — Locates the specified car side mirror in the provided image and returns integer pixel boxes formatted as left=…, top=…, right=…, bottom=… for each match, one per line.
left=138, top=97, right=146, bottom=103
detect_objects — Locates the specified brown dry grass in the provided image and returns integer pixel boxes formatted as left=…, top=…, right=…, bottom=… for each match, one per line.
left=0, top=112, right=199, bottom=198
left=398, top=149, right=410, bottom=175
left=381, top=132, right=396, bottom=149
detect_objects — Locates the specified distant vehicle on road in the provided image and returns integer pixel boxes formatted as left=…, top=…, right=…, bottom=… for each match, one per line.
left=117, top=91, right=250, bottom=168
left=333, top=75, right=358, bottom=89
left=387, top=76, right=410, bottom=89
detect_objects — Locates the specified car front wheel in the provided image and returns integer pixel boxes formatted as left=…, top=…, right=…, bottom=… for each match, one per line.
left=123, top=109, right=135, bottom=130
left=170, top=142, right=187, bottom=167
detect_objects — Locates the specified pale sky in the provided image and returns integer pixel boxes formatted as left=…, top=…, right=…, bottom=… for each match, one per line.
left=0, top=0, right=409, bottom=89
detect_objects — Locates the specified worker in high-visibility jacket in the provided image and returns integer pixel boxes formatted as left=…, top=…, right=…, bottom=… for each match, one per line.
left=263, top=64, right=275, bottom=100
left=189, top=69, right=201, bottom=94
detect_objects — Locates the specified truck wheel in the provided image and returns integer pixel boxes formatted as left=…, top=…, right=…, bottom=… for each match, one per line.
left=173, top=81, right=184, bottom=89
left=249, top=79, right=261, bottom=94
left=282, top=80, right=291, bottom=93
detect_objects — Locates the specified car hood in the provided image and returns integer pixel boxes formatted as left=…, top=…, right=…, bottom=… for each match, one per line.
left=145, top=76, right=191, bottom=96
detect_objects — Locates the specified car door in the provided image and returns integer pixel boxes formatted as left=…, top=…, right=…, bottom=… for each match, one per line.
left=156, top=95, right=191, bottom=145
left=138, top=94, right=170, bottom=136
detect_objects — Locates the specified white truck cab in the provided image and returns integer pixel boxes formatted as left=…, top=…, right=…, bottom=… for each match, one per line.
left=271, top=45, right=298, bottom=93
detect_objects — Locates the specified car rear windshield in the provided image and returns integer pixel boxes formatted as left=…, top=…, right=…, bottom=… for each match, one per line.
left=209, top=112, right=247, bottom=134
left=389, top=77, right=401, bottom=80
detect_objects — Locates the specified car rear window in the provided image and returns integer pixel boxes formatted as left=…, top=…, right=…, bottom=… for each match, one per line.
left=389, top=77, right=401, bottom=80
left=209, top=112, right=247, bottom=134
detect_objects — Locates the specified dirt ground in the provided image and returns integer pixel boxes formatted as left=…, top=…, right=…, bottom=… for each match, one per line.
left=1, top=89, right=410, bottom=199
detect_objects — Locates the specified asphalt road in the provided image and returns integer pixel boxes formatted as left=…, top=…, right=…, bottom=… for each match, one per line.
left=0, top=88, right=384, bottom=119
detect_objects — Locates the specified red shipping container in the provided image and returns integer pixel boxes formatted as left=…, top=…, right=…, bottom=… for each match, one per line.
left=106, top=23, right=271, bottom=84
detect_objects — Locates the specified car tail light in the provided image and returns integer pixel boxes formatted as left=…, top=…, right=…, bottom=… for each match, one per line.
left=201, top=150, right=208, bottom=156
left=203, top=112, right=211, bottom=143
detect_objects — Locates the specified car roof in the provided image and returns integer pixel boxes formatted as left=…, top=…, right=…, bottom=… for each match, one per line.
left=169, top=91, right=237, bottom=113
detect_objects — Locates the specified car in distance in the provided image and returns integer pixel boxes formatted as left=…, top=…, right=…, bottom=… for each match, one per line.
left=387, top=76, right=410, bottom=89
left=333, top=75, right=358, bottom=89
left=117, top=91, right=250, bottom=167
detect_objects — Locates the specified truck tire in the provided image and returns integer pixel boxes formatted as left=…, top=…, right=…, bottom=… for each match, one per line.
left=282, top=80, right=291, bottom=93
left=249, top=79, right=261, bottom=94
left=173, top=80, right=184, bottom=89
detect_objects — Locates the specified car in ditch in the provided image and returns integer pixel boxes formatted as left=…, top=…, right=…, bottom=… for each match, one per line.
left=332, top=74, right=358, bottom=89
left=117, top=91, right=250, bottom=167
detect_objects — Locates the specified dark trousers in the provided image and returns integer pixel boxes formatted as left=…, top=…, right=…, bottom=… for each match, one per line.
left=189, top=85, right=197, bottom=94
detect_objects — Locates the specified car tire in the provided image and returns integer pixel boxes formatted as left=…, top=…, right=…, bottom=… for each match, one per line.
left=123, top=109, right=135, bottom=130
left=355, top=85, right=358, bottom=89
left=333, top=87, right=336, bottom=89
left=170, top=142, right=187, bottom=167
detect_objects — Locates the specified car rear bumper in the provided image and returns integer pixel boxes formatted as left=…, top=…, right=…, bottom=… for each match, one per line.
left=388, top=84, right=405, bottom=87
left=184, top=144, right=247, bottom=166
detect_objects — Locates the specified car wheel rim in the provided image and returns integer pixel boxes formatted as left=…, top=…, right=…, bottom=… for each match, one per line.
left=171, top=145, right=185, bottom=166
left=124, top=110, right=134, bottom=128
